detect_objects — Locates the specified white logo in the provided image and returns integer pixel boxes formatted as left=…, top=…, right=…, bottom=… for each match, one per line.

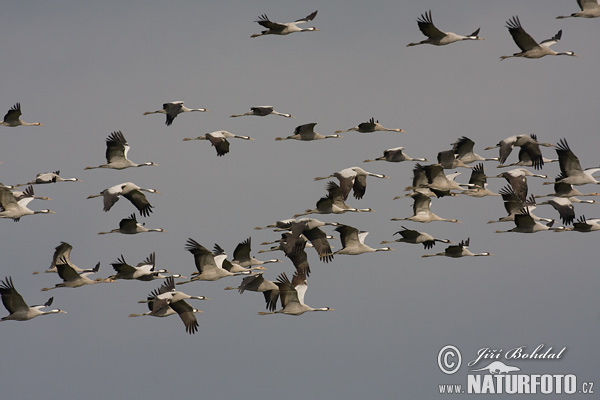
left=471, top=361, right=520, bottom=374
left=438, top=345, right=462, bottom=375
left=436, top=344, right=595, bottom=395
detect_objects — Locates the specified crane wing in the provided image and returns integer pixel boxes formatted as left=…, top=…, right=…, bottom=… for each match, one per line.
left=417, top=10, right=445, bottom=38
left=0, top=277, right=28, bottom=313
left=3, top=103, right=21, bottom=124
left=539, top=30, right=562, bottom=48
left=295, top=10, right=317, bottom=24
left=255, top=14, right=286, bottom=30
left=506, top=16, right=539, bottom=52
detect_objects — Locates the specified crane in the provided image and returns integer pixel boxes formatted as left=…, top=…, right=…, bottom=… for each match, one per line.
left=335, top=118, right=405, bottom=134
left=407, top=10, right=482, bottom=47
left=314, top=166, right=389, bottom=200
left=565, top=216, right=600, bottom=232
left=87, top=182, right=159, bottom=217
left=41, top=257, right=114, bottom=291
left=98, top=213, right=165, bottom=235
left=381, top=227, right=452, bottom=249
left=230, top=106, right=293, bottom=118
left=494, top=209, right=561, bottom=233
left=16, top=171, right=80, bottom=186
left=257, top=272, right=332, bottom=316
left=422, top=238, right=492, bottom=258
left=500, top=16, right=577, bottom=60
left=177, top=239, right=251, bottom=284
left=251, top=10, right=318, bottom=38
left=1, top=103, right=42, bottom=127
left=231, top=237, right=281, bottom=269
left=557, top=0, right=600, bottom=19
left=275, top=123, right=340, bottom=141
left=484, top=134, right=554, bottom=170
left=294, top=181, right=372, bottom=218
left=183, top=130, right=254, bottom=156
left=546, top=138, right=600, bottom=186
left=224, top=273, right=280, bottom=312
left=143, top=101, right=207, bottom=126
left=1, top=277, right=65, bottom=321
left=109, top=253, right=182, bottom=281
left=363, top=147, right=427, bottom=163
left=134, top=277, right=208, bottom=334
left=334, top=224, right=393, bottom=255
left=461, top=164, right=500, bottom=197
left=0, top=186, right=55, bottom=221
left=85, top=131, right=157, bottom=170
left=391, top=191, right=461, bottom=223
left=33, top=242, right=97, bottom=275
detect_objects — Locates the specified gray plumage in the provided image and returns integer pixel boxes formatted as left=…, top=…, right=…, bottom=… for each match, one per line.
left=1, top=103, right=42, bottom=127
left=110, top=253, right=179, bottom=281
left=422, top=238, right=492, bottom=258
left=494, top=208, right=561, bottom=233
left=487, top=186, right=552, bottom=224
left=230, top=106, right=293, bottom=118
left=133, top=277, right=207, bottom=334
left=1, top=277, right=65, bottom=321
left=32, top=242, right=96, bottom=275
left=177, top=239, right=251, bottom=284
left=224, top=273, right=280, bottom=312
left=41, top=257, right=113, bottom=291
left=407, top=10, right=482, bottom=47
left=143, top=101, right=208, bottom=126
left=485, top=134, right=554, bottom=170
left=557, top=0, right=600, bottom=19
left=391, top=191, right=461, bottom=223
left=276, top=123, right=340, bottom=141
left=257, top=272, right=332, bottom=316
left=87, top=182, right=159, bottom=217
left=381, top=227, right=451, bottom=249
left=231, top=237, right=280, bottom=268
left=251, top=10, right=318, bottom=38
left=500, top=16, right=577, bottom=60
left=183, top=130, right=254, bottom=156
left=98, top=213, right=165, bottom=235
left=17, top=170, right=80, bottom=186
left=567, top=216, right=600, bottom=232
left=335, top=118, right=405, bottom=134
left=0, top=185, right=55, bottom=221
left=547, top=139, right=600, bottom=186
left=85, top=131, right=157, bottom=170
left=334, top=224, right=393, bottom=255
left=363, top=147, right=427, bottom=163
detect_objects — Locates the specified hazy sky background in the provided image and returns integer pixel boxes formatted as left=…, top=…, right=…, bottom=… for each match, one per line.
left=1, top=1, right=599, bottom=398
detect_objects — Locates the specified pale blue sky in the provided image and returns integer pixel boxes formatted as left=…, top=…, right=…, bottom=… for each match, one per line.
left=1, top=1, right=598, bottom=399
